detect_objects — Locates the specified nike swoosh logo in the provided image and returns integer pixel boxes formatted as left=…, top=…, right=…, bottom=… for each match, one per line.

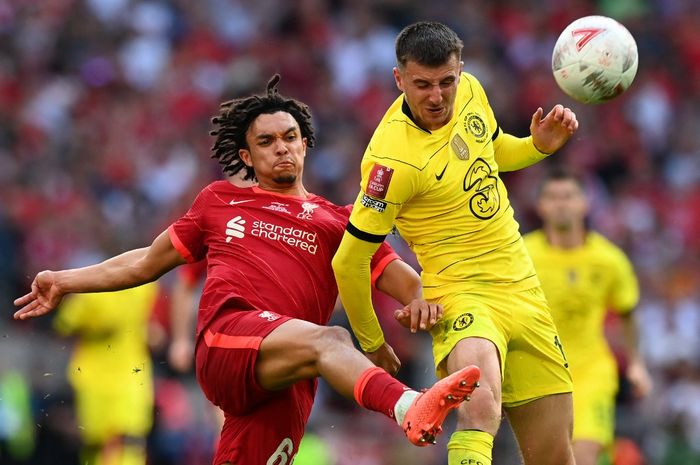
left=229, top=199, right=255, bottom=205
left=435, top=163, right=448, bottom=181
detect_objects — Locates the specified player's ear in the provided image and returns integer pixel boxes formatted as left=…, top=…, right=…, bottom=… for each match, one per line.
left=239, top=148, right=253, bottom=167
left=393, top=67, right=404, bottom=92
left=301, top=137, right=307, bottom=156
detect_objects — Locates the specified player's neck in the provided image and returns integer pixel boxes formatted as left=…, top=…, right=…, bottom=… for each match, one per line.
left=255, top=181, right=309, bottom=198
left=543, top=225, right=586, bottom=249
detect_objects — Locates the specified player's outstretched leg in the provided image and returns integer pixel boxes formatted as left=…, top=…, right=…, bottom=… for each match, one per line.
left=402, top=365, right=481, bottom=446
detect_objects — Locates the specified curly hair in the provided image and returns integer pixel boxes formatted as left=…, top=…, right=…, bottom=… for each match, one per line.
left=210, top=74, right=315, bottom=180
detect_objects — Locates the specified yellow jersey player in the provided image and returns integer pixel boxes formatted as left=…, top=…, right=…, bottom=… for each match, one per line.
left=333, top=21, right=579, bottom=465
left=54, top=283, right=159, bottom=465
left=524, top=169, right=652, bottom=465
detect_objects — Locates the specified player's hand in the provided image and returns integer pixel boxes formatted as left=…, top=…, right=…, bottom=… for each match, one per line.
left=168, top=338, right=194, bottom=373
left=626, top=358, right=653, bottom=398
left=365, top=342, right=401, bottom=376
left=394, top=299, right=443, bottom=333
left=13, top=271, right=65, bottom=320
left=530, top=104, right=578, bottom=154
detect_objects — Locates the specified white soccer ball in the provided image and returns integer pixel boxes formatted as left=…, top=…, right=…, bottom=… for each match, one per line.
left=552, top=15, right=638, bottom=104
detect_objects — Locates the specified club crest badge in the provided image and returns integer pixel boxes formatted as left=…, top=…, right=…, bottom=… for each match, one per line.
left=464, top=113, right=488, bottom=143
left=297, top=202, right=319, bottom=220
left=452, top=313, right=474, bottom=331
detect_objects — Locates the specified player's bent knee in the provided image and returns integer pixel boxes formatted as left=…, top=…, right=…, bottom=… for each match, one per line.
left=316, top=325, right=353, bottom=349
left=455, top=381, right=502, bottom=433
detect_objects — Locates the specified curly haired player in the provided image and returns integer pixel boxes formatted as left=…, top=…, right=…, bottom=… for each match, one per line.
left=15, top=75, right=479, bottom=465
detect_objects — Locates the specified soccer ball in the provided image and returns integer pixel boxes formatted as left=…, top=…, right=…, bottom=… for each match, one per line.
left=552, top=15, right=638, bottom=104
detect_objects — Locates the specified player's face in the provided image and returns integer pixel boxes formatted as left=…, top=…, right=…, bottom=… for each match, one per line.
left=239, top=112, right=307, bottom=187
left=537, top=179, right=589, bottom=230
left=393, top=54, right=462, bottom=131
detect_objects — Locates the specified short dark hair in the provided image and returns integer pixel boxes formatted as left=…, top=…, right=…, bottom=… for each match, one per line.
left=395, top=21, right=463, bottom=68
left=210, top=74, right=315, bottom=180
left=537, top=167, right=585, bottom=197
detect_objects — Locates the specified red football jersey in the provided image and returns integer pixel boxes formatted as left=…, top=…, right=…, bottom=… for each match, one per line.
left=168, top=181, right=399, bottom=339
left=177, top=260, right=207, bottom=286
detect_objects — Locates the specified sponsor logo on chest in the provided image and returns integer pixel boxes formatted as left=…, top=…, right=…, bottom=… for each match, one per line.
left=225, top=198, right=322, bottom=254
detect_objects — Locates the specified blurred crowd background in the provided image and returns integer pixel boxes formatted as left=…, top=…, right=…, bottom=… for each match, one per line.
left=1, top=0, right=699, bottom=464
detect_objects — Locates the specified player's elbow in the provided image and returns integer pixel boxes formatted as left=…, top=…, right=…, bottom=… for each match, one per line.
left=404, top=269, right=422, bottom=299
left=331, top=249, right=352, bottom=283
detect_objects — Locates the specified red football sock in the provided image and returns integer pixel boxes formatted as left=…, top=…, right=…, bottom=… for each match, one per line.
left=353, top=367, right=411, bottom=420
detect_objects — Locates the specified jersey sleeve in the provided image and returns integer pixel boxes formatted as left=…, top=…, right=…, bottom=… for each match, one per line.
left=53, top=294, right=89, bottom=336
left=347, top=155, right=420, bottom=239
left=334, top=157, right=416, bottom=352
left=609, top=248, right=639, bottom=314
left=168, top=188, right=210, bottom=263
left=340, top=204, right=401, bottom=287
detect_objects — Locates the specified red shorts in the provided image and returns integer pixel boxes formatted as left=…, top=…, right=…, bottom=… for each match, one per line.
left=195, top=310, right=317, bottom=465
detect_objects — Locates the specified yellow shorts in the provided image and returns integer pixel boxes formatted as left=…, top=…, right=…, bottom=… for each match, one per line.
left=73, top=379, right=153, bottom=444
left=572, top=383, right=615, bottom=445
left=429, top=286, right=573, bottom=407
left=570, top=363, right=618, bottom=445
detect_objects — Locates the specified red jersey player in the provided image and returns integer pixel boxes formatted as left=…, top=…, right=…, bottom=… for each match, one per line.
left=14, top=75, right=480, bottom=465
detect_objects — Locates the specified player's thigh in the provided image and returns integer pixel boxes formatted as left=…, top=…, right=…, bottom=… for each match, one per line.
left=256, top=318, right=350, bottom=390
left=195, top=309, right=294, bottom=416
left=431, top=292, right=509, bottom=380
left=505, top=392, right=575, bottom=465
left=572, top=383, right=616, bottom=446
left=431, top=293, right=508, bottom=431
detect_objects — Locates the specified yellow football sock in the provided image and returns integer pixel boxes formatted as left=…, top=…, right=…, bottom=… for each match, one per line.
left=447, top=430, right=494, bottom=465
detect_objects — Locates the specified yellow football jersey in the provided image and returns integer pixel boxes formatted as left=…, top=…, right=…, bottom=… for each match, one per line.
left=523, top=230, right=639, bottom=379
left=54, top=284, right=158, bottom=441
left=348, top=72, right=542, bottom=299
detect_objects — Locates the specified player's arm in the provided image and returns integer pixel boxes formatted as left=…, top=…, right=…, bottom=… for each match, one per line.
left=492, top=131, right=550, bottom=172
left=619, top=312, right=652, bottom=397
left=610, top=248, right=652, bottom=398
left=375, top=259, right=442, bottom=333
left=168, top=265, right=202, bottom=373
left=471, top=72, right=577, bottom=171
left=333, top=231, right=385, bottom=351
left=493, top=105, right=577, bottom=172
left=333, top=156, right=418, bottom=376
left=334, top=231, right=404, bottom=374
left=14, top=230, right=186, bottom=320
